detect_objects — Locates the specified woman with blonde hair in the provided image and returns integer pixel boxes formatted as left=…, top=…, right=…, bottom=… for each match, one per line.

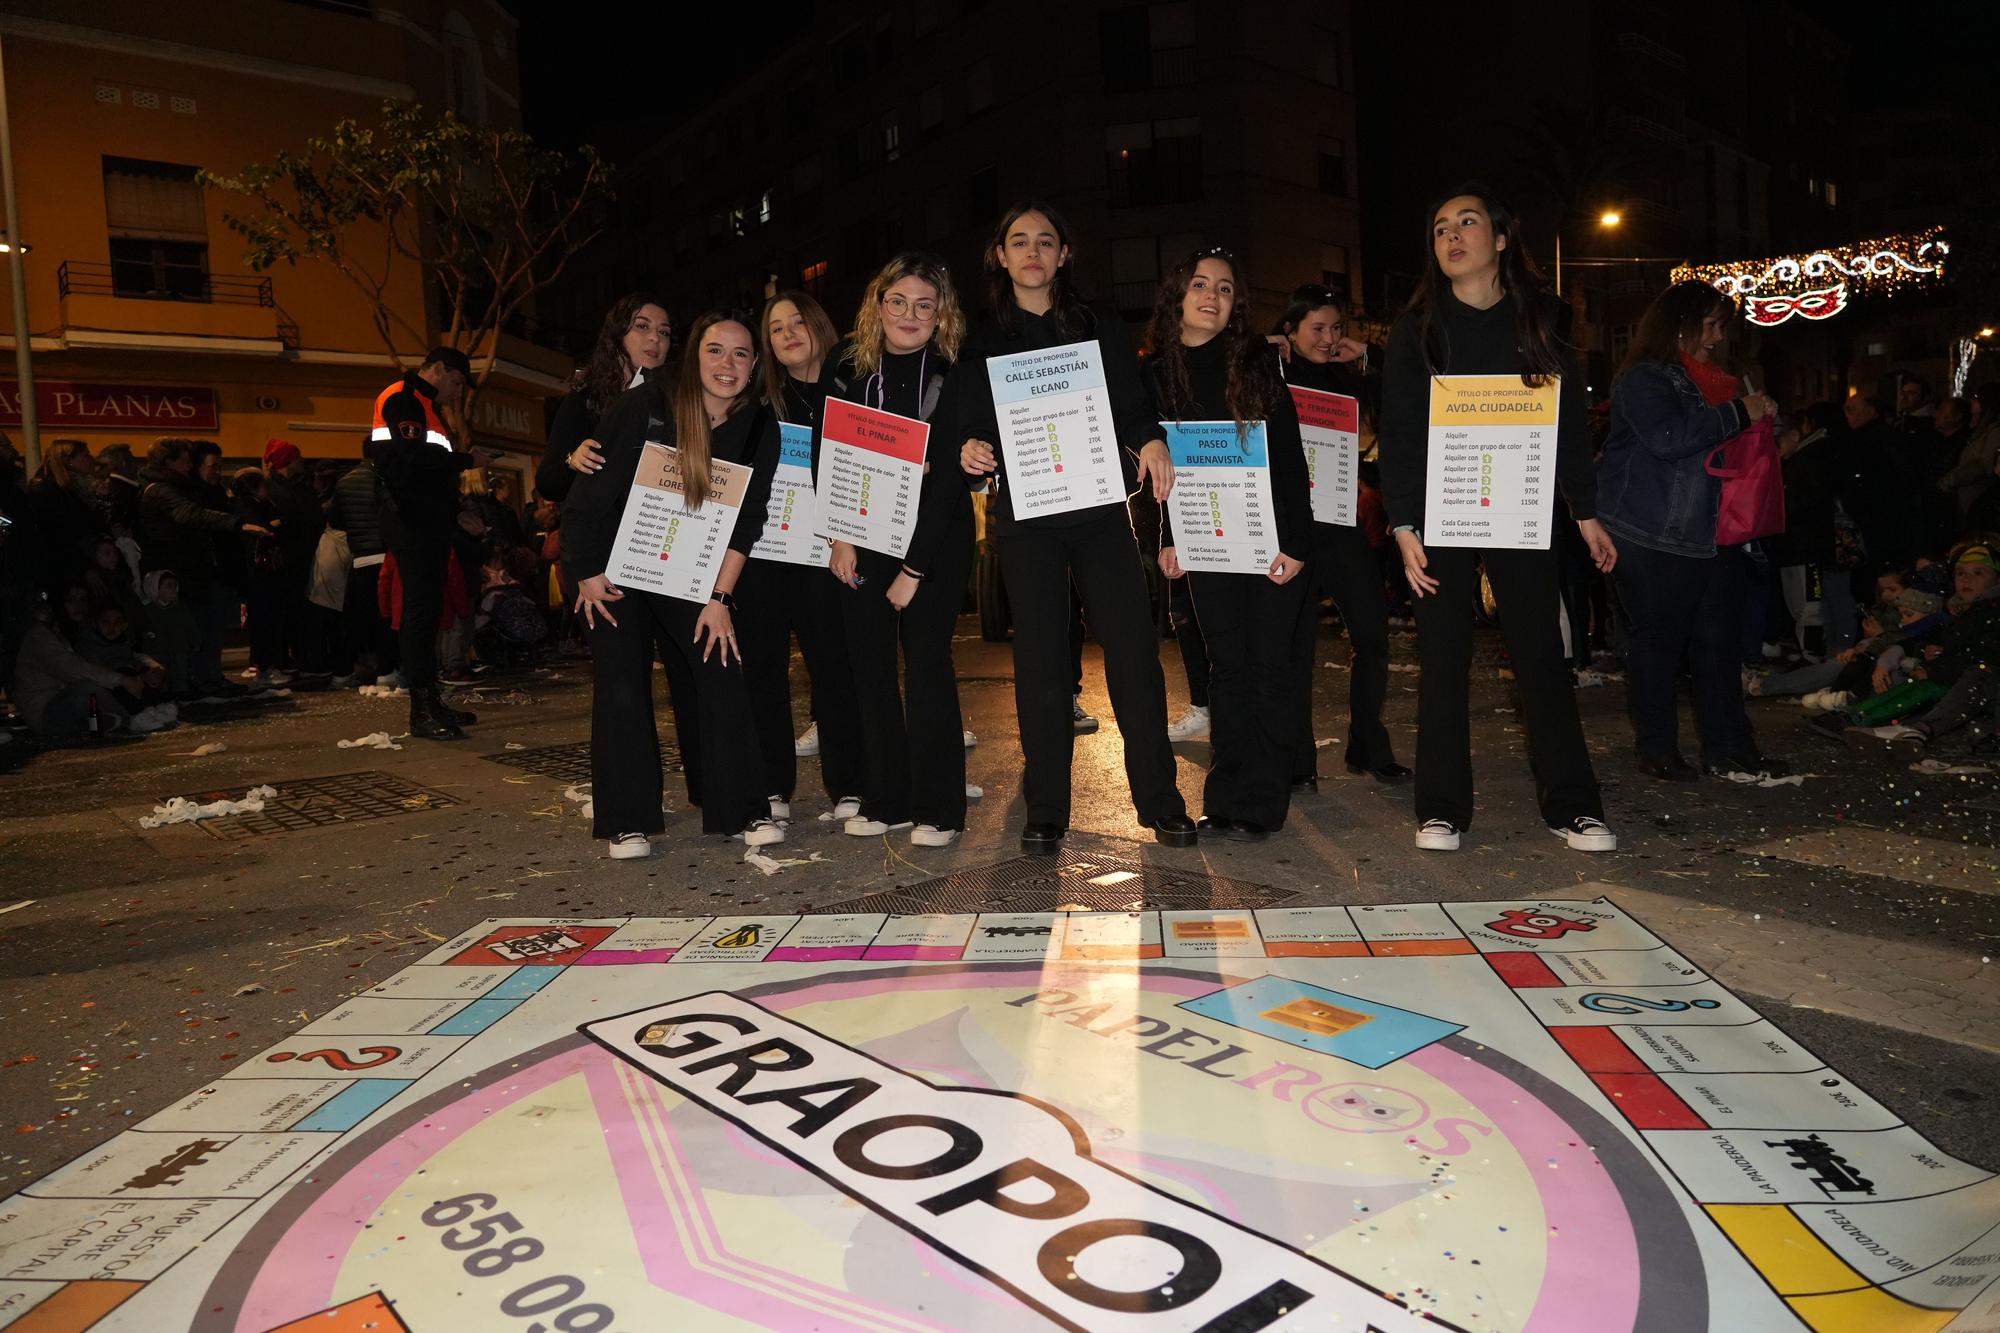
left=565, top=309, right=784, bottom=859
left=821, top=252, right=973, bottom=846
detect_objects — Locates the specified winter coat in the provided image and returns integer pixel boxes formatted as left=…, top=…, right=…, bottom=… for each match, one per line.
left=137, top=466, right=234, bottom=599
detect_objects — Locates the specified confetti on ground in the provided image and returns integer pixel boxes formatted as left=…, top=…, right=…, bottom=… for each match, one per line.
left=138, top=784, right=278, bottom=829
left=337, top=731, right=403, bottom=750
left=742, top=849, right=834, bottom=876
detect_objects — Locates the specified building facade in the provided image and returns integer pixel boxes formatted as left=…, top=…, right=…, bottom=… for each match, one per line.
left=546, top=0, right=1360, bottom=356
left=0, top=0, right=565, bottom=495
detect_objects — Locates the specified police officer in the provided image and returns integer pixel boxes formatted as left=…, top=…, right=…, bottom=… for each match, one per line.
left=367, top=347, right=483, bottom=740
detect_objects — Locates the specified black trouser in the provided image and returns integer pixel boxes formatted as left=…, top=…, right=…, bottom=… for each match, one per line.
left=998, top=508, right=1186, bottom=828
left=656, top=623, right=704, bottom=807
left=1290, top=519, right=1397, bottom=775
left=387, top=531, right=448, bottom=693
left=245, top=571, right=285, bottom=672
left=1188, top=569, right=1310, bottom=829
left=736, top=556, right=864, bottom=802
left=840, top=527, right=971, bottom=830
left=588, top=590, right=764, bottom=838
left=298, top=600, right=352, bottom=677
left=1614, top=541, right=1756, bottom=765
left=1412, top=544, right=1602, bottom=831
left=1068, top=587, right=1086, bottom=695
left=1168, top=576, right=1210, bottom=707
left=346, top=563, right=397, bottom=676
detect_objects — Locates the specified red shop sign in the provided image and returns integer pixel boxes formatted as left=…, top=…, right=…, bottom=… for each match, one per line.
left=0, top=380, right=219, bottom=431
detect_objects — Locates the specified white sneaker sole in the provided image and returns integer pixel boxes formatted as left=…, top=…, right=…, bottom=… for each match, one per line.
left=1554, top=828, right=1619, bottom=852
left=832, top=798, right=862, bottom=820
left=607, top=837, right=652, bottom=860
left=738, top=826, right=786, bottom=848
left=845, top=817, right=914, bottom=837
left=1415, top=830, right=1461, bottom=851
left=768, top=798, right=791, bottom=821
left=911, top=826, right=960, bottom=847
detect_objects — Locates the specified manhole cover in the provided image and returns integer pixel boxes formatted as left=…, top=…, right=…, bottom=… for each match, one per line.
left=484, top=740, right=682, bottom=783
left=165, top=771, right=459, bottom=841
left=821, top=850, right=1299, bottom=914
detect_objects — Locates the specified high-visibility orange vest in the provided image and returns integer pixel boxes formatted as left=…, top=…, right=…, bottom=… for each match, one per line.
left=370, top=375, right=453, bottom=450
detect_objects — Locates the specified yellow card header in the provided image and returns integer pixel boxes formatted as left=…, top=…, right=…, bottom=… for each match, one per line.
left=1428, top=374, right=1559, bottom=427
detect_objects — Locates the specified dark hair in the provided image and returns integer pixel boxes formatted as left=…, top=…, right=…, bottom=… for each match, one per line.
left=984, top=200, right=1089, bottom=338
left=147, top=438, right=192, bottom=467
left=188, top=439, right=222, bottom=464
left=1803, top=401, right=1843, bottom=436
left=1901, top=374, right=1931, bottom=397
left=422, top=346, right=473, bottom=377
left=1145, top=247, right=1282, bottom=434
left=1407, top=183, right=1566, bottom=387
left=1275, top=282, right=1348, bottom=337
left=1617, top=279, right=1735, bottom=381
left=757, top=289, right=841, bottom=421
left=499, top=544, right=538, bottom=584
left=231, top=467, right=265, bottom=499
left=585, top=292, right=670, bottom=413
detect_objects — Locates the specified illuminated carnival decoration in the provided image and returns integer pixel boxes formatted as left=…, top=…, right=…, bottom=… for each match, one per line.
left=1673, top=227, right=1948, bottom=327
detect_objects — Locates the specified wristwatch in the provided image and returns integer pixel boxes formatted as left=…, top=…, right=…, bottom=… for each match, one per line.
left=710, top=590, right=736, bottom=610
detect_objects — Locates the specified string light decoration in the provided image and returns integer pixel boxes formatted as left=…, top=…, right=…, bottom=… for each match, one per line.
left=1673, top=227, right=1948, bottom=327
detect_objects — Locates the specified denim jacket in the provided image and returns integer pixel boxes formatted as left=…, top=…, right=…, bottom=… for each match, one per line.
left=1596, top=360, right=1749, bottom=558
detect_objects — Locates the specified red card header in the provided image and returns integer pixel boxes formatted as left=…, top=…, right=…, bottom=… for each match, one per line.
left=823, top=397, right=930, bottom=465
left=1289, top=385, right=1359, bottom=434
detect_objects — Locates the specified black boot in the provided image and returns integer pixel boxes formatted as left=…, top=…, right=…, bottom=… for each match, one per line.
left=409, top=688, right=466, bottom=741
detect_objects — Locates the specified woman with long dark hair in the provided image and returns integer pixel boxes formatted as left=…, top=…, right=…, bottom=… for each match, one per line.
left=735, top=289, right=865, bottom=823
left=958, top=202, right=1195, bottom=853
left=822, top=252, right=972, bottom=847
left=1379, top=185, right=1618, bottom=852
left=1148, top=247, right=1312, bottom=841
left=563, top=310, right=784, bottom=859
left=1597, top=279, right=1783, bottom=780
left=536, top=293, right=671, bottom=502
left=1273, top=282, right=1410, bottom=789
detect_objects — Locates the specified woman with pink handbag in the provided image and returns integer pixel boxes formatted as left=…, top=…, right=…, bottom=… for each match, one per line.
left=1596, top=280, right=1788, bottom=783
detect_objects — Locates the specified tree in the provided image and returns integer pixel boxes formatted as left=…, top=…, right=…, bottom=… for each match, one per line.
left=201, top=101, right=613, bottom=426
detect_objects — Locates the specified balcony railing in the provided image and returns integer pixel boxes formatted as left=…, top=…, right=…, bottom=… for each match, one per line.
left=57, top=259, right=273, bottom=307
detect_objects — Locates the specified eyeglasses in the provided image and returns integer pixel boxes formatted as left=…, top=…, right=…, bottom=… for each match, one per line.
left=881, top=294, right=939, bottom=322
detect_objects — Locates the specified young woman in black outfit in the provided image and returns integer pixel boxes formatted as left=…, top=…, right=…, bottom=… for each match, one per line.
left=1148, top=249, right=1312, bottom=842
left=958, top=202, right=1196, bottom=854
left=564, top=311, right=785, bottom=859
left=1275, top=283, right=1411, bottom=790
left=1377, top=186, right=1619, bottom=853
left=822, top=252, right=971, bottom=848
left=736, top=289, right=865, bottom=823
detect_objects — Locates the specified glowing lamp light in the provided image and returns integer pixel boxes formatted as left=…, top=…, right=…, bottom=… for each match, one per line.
left=1981, top=327, right=1996, bottom=339
left=1598, top=212, right=1622, bottom=227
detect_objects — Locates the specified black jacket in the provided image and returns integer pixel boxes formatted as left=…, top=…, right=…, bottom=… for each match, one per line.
left=328, top=460, right=388, bottom=558
left=814, top=345, right=969, bottom=580
left=536, top=387, right=596, bottom=504
left=138, top=466, right=234, bottom=597
left=366, top=372, right=475, bottom=539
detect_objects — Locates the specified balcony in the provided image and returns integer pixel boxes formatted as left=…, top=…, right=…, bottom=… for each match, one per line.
left=55, top=260, right=290, bottom=354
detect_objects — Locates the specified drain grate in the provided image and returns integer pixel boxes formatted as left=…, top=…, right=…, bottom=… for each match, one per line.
left=166, top=771, right=459, bottom=841
left=484, top=739, right=682, bottom=784
left=821, top=850, right=1299, bottom=914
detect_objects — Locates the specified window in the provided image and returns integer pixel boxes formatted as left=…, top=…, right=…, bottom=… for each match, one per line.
left=835, top=31, right=866, bottom=80
left=920, top=84, right=944, bottom=136
left=1318, top=140, right=1346, bottom=196
left=883, top=115, right=902, bottom=162
left=968, top=165, right=999, bottom=226
left=1149, top=1, right=1195, bottom=87
left=731, top=203, right=748, bottom=237
left=802, top=259, right=830, bottom=300
left=1104, top=118, right=1203, bottom=207
left=1321, top=245, right=1349, bottom=295
left=102, top=156, right=207, bottom=299
left=758, top=189, right=774, bottom=226
left=1825, top=179, right=1838, bottom=207
left=1100, top=2, right=1194, bottom=92
left=965, top=58, right=993, bottom=115
left=1110, top=237, right=1161, bottom=318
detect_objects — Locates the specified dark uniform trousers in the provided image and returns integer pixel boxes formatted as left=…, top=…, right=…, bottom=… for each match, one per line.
left=1187, top=568, right=1310, bottom=829
left=840, top=527, right=972, bottom=831
left=1291, top=519, right=1396, bottom=775
left=997, top=506, right=1184, bottom=828
left=386, top=529, right=448, bottom=692
left=1411, top=544, right=1604, bottom=831
left=588, top=590, right=765, bottom=839
left=735, top=556, right=865, bottom=802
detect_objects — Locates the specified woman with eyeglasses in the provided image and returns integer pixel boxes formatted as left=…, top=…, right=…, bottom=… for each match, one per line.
left=957, top=201, right=1196, bottom=854
left=1378, top=185, right=1618, bottom=854
left=1149, top=248, right=1312, bottom=842
left=735, top=289, right=866, bottom=824
left=563, top=310, right=785, bottom=860
left=822, top=252, right=973, bottom=848
left=1274, top=283, right=1410, bottom=791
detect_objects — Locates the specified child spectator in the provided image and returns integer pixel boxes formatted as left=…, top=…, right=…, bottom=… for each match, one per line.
left=11, top=594, right=145, bottom=737
left=473, top=545, right=547, bottom=665
left=80, top=535, right=144, bottom=645
left=141, top=570, right=201, bottom=696
left=1843, top=544, right=2000, bottom=754
left=1755, top=587, right=1946, bottom=708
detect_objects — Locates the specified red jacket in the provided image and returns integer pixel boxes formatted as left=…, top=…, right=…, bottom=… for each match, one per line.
left=377, top=549, right=471, bottom=631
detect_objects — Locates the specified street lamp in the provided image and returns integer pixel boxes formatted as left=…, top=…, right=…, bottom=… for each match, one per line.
left=1555, top=211, right=1620, bottom=296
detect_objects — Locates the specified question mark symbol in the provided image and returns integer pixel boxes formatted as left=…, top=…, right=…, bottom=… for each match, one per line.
left=1579, top=993, right=1723, bottom=1015
left=266, top=1045, right=401, bottom=1071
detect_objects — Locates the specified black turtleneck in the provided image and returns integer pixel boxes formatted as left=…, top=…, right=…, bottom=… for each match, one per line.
left=1144, top=335, right=1312, bottom=560
left=1378, top=288, right=1595, bottom=534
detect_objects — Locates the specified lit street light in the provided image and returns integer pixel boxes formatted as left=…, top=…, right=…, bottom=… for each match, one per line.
left=1556, top=211, right=1620, bottom=295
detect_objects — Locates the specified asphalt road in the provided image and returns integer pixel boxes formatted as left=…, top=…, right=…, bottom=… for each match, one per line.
left=0, top=614, right=1995, bottom=1191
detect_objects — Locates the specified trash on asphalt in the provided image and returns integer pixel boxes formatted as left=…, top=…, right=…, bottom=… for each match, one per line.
left=139, top=784, right=278, bottom=829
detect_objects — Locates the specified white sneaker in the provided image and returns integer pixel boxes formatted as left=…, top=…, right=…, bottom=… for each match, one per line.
left=1415, top=818, right=1461, bottom=851
left=845, top=816, right=914, bottom=837
left=963, top=730, right=978, bottom=749
left=965, top=783, right=983, bottom=799
left=737, top=818, right=786, bottom=847
left=832, top=795, right=862, bottom=820
left=795, top=722, right=820, bottom=756
left=1551, top=816, right=1618, bottom=852
left=1072, top=697, right=1100, bottom=734
left=1167, top=704, right=1212, bottom=741
left=127, top=705, right=173, bottom=734
left=911, top=824, right=959, bottom=847
left=377, top=671, right=405, bottom=689
left=768, top=795, right=791, bottom=821
left=607, top=833, right=652, bottom=860
left=238, top=665, right=260, bottom=680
